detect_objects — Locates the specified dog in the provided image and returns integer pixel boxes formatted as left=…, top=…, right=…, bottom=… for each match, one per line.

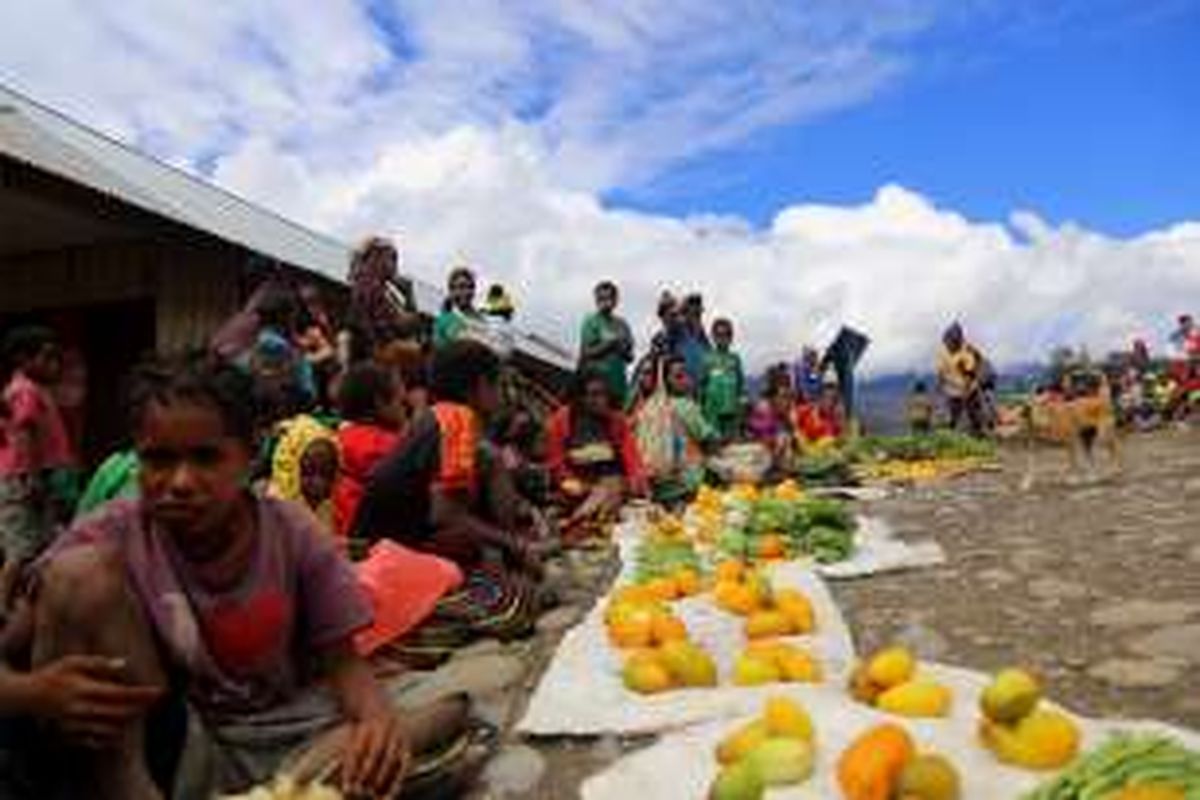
left=1017, top=372, right=1121, bottom=490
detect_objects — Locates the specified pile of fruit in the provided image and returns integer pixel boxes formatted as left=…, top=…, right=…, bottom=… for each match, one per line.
left=712, top=561, right=817, bottom=633
left=849, top=432, right=998, bottom=485
left=838, top=723, right=962, bottom=800
left=1023, top=733, right=1200, bottom=799
left=631, top=515, right=705, bottom=597
left=731, top=640, right=823, bottom=686
left=848, top=645, right=954, bottom=719
left=710, top=696, right=817, bottom=799
left=605, top=590, right=719, bottom=695
left=978, top=669, right=1081, bottom=770
left=715, top=489, right=857, bottom=565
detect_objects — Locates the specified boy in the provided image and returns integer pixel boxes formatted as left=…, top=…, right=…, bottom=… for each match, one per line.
left=699, top=318, right=745, bottom=440
left=579, top=281, right=634, bottom=407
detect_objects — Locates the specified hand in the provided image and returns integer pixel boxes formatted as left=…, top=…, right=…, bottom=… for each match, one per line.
left=28, top=655, right=163, bottom=748
left=341, top=713, right=410, bottom=799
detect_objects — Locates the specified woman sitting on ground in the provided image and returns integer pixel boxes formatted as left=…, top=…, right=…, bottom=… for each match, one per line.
left=747, top=366, right=801, bottom=478
left=1, top=353, right=474, bottom=799
left=546, top=369, right=647, bottom=541
left=349, top=341, right=543, bottom=664
left=796, top=379, right=845, bottom=446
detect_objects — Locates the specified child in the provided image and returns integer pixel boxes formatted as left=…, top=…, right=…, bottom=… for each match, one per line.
left=6, top=354, right=469, bottom=798
left=579, top=281, right=635, bottom=407
left=1, top=326, right=77, bottom=598
left=636, top=355, right=718, bottom=504
left=268, top=414, right=340, bottom=531
left=699, top=318, right=745, bottom=440
left=332, top=363, right=406, bottom=540
left=907, top=380, right=935, bottom=434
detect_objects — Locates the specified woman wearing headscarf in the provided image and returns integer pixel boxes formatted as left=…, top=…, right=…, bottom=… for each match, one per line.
left=267, top=414, right=340, bottom=533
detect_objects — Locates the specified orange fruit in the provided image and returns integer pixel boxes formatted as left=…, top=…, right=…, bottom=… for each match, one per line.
left=608, top=608, right=654, bottom=648
left=675, top=568, right=702, bottom=597
left=651, top=612, right=688, bottom=644
left=775, top=589, right=816, bottom=634
left=718, top=582, right=759, bottom=616
left=779, top=649, right=822, bottom=683
left=745, top=609, right=792, bottom=639
left=644, top=576, right=680, bottom=603
left=757, top=534, right=788, bottom=560
left=714, top=560, right=746, bottom=584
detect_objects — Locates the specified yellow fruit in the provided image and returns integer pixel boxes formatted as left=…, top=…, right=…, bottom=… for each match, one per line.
left=715, top=561, right=746, bottom=583
left=774, top=480, right=803, bottom=501
left=644, top=576, right=680, bottom=602
left=716, top=719, right=771, bottom=765
left=747, top=738, right=815, bottom=787
left=778, top=649, right=823, bottom=683
left=876, top=681, right=953, bottom=718
left=709, top=759, right=766, bottom=800
left=774, top=589, right=816, bottom=634
left=896, top=753, right=961, bottom=800
left=650, top=611, right=688, bottom=644
left=732, top=654, right=782, bottom=686
left=660, top=641, right=718, bottom=687
left=979, top=709, right=1081, bottom=770
left=866, top=646, right=917, bottom=689
left=612, top=585, right=654, bottom=608
left=848, top=662, right=885, bottom=705
left=561, top=478, right=586, bottom=497
left=676, top=568, right=703, bottom=596
left=718, top=583, right=760, bottom=616
left=763, top=696, right=814, bottom=742
left=1105, top=786, right=1187, bottom=800
left=745, top=609, right=792, bottom=640
left=608, top=610, right=654, bottom=649
left=622, top=651, right=675, bottom=694
left=746, top=572, right=773, bottom=606
left=980, top=668, right=1042, bottom=724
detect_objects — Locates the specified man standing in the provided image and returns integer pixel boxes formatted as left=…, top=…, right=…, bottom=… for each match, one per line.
left=936, top=322, right=985, bottom=435
left=579, top=281, right=634, bottom=406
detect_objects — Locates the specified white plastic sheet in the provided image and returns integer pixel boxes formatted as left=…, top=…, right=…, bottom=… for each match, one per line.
left=517, top=534, right=857, bottom=736
left=816, top=515, right=946, bottom=580
left=581, top=662, right=1200, bottom=800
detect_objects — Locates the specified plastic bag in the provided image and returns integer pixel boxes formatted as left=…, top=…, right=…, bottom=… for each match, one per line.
left=353, top=541, right=464, bottom=656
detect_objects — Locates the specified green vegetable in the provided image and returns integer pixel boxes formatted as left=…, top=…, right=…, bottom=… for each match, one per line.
left=1023, top=733, right=1200, bottom=800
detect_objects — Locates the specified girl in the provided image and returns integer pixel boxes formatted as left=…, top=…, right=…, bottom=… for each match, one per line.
left=332, top=363, right=406, bottom=540
left=432, top=267, right=482, bottom=350
left=545, top=369, right=647, bottom=540
left=636, top=355, right=718, bottom=504
left=14, top=354, right=471, bottom=798
left=699, top=318, right=745, bottom=440
left=748, top=366, right=801, bottom=477
left=1, top=327, right=77, bottom=598
left=267, top=414, right=340, bottom=532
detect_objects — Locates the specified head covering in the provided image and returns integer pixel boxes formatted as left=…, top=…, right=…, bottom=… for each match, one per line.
left=268, top=415, right=338, bottom=518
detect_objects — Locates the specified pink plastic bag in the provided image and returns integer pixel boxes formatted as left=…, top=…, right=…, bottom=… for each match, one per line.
left=353, top=540, right=464, bottom=656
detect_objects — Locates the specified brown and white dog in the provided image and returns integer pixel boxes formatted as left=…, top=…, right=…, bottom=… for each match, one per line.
left=1017, top=373, right=1121, bottom=490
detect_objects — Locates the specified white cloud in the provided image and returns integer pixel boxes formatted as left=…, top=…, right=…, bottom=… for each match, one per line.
left=2, top=1, right=1197, bottom=375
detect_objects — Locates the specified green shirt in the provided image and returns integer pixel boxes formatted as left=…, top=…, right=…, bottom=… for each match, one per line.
left=433, top=309, right=476, bottom=350
left=700, top=349, right=744, bottom=420
left=579, top=312, right=633, bottom=403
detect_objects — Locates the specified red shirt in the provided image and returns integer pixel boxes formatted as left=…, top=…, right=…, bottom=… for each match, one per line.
left=545, top=406, right=648, bottom=496
left=334, top=422, right=401, bottom=538
left=1, top=371, right=75, bottom=476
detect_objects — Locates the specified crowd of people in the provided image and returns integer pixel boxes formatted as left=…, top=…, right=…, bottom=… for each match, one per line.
left=0, top=230, right=1195, bottom=798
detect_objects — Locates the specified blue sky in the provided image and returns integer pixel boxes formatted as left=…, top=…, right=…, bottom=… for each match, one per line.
left=2, top=0, right=1198, bottom=369
left=613, top=1, right=1200, bottom=236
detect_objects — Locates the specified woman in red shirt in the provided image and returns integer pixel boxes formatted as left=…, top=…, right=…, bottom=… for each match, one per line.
left=546, top=369, right=647, bottom=540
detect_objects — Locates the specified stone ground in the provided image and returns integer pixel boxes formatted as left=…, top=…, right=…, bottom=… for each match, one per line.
left=465, top=426, right=1200, bottom=798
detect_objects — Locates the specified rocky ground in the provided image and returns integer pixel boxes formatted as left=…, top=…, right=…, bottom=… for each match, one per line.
left=462, top=426, right=1200, bottom=798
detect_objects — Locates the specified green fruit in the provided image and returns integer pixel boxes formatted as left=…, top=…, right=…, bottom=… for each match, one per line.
left=746, top=738, right=815, bottom=787
left=897, top=753, right=961, bottom=800
left=981, top=668, right=1042, bottom=724
left=709, top=760, right=766, bottom=800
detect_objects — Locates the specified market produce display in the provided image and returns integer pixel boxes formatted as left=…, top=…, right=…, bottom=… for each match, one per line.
left=222, top=778, right=342, bottom=800
left=711, top=696, right=818, bottom=798
left=979, top=669, right=1081, bottom=771
left=713, top=487, right=858, bottom=565
left=848, top=645, right=954, bottom=719
left=848, top=432, right=999, bottom=485
left=1023, top=734, right=1200, bottom=799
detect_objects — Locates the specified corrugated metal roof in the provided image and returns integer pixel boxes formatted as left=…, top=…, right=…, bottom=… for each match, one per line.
left=0, top=83, right=573, bottom=370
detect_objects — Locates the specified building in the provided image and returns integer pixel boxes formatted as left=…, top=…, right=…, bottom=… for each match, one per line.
left=1, top=83, right=571, bottom=462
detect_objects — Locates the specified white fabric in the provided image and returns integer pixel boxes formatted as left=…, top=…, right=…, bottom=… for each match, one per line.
left=816, top=515, right=946, bottom=579
left=581, top=662, right=1200, bottom=800
left=518, top=528, right=856, bottom=736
